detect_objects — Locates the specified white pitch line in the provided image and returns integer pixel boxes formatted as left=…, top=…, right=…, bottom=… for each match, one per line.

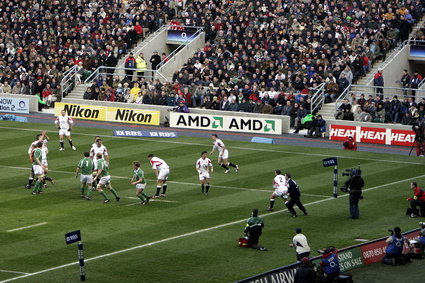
left=3, top=174, right=425, bottom=282
left=126, top=197, right=178, bottom=206
left=0, top=271, right=30, bottom=275
left=6, top=222, right=47, bottom=233
left=0, top=125, right=422, bottom=165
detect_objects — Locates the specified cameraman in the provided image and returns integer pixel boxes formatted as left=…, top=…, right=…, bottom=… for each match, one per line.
left=419, top=223, right=425, bottom=245
left=382, top=227, right=411, bottom=265
left=318, top=247, right=340, bottom=279
left=412, top=122, right=425, bottom=156
left=343, top=170, right=364, bottom=219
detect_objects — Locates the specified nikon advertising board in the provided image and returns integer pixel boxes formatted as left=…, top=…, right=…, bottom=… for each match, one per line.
left=55, top=103, right=160, bottom=125
left=169, top=112, right=282, bottom=135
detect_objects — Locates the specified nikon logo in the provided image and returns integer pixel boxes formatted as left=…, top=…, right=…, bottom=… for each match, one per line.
left=115, top=109, right=152, bottom=123
left=64, top=105, right=99, bottom=119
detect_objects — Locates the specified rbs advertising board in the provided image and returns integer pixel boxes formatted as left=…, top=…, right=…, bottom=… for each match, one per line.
left=55, top=103, right=160, bottom=125
left=170, top=112, right=282, bottom=135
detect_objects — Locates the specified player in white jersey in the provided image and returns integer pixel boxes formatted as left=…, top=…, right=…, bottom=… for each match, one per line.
left=37, top=131, right=55, bottom=188
left=55, top=109, right=76, bottom=151
left=148, top=153, right=170, bottom=198
left=90, top=138, right=109, bottom=186
left=25, top=131, right=54, bottom=189
left=90, top=138, right=109, bottom=170
left=267, top=170, right=288, bottom=211
left=196, top=151, right=214, bottom=195
left=25, top=140, right=38, bottom=189
left=209, top=134, right=239, bottom=173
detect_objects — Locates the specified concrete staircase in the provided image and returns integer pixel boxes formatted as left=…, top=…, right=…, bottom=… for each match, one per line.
left=63, top=83, right=89, bottom=101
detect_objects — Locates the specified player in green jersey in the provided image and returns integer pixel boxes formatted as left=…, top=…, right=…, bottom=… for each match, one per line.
left=131, top=161, right=151, bottom=205
left=31, top=142, right=46, bottom=195
left=75, top=151, right=95, bottom=198
left=94, top=153, right=120, bottom=203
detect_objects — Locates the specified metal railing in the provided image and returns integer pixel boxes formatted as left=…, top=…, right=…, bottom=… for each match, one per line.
left=310, top=83, right=327, bottom=114
left=61, top=65, right=79, bottom=100
left=334, top=84, right=425, bottom=110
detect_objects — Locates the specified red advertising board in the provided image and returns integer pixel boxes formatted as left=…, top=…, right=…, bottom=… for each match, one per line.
left=329, top=124, right=415, bottom=147
left=390, top=129, right=416, bottom=146
left=329, top=124, right=357, bottom=141
left=360, top=230, right=420, bottom=265
left=358, top=127, right=387, bottom=144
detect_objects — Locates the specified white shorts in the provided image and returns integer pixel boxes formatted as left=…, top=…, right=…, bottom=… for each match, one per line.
left=199, top=172, right=211, bottom=181
left=157, top=168, right=170, bottom=180
left=33, top=165, right=44, bottom=176
left=80, top=174, right=93, bottom=184
left=59, top=129, right=71, bottom=137
left=98, top=175, right=111, bottom=185
left=42, top=159, right=48, bottom=167
left=136, top=183, right=147, bottom=190
left=218, top=149, right=229, bottom=160
left=275, top=189, right=288, bottom=197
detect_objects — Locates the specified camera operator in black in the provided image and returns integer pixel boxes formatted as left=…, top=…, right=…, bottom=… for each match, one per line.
left=285, top=173, right=308, bottom=218
left=412, top=122, right=425, bottom=156
left=344, top=170, right=364, bottom=219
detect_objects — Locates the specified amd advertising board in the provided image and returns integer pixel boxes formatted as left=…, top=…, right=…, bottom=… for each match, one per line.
left=169, top=112, right=282, bottom=135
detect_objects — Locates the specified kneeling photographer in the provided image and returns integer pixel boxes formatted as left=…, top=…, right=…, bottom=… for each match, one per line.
left=382, top=227, right=412, bottom=265
left=341, top=167, right=364, bottom=219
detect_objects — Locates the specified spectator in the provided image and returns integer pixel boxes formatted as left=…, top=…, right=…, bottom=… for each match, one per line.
left=374, top=69, right=384, bottom=99
left=125, top=53, right=137, bottom=81
left=294, top=104, right=307, bottom=128
left=136, top=53, right=147, bottom=77
left=262, top=100, right=274, bottom=114
left=335, top=99, right=352, bottom=120
left=219, top=96, right=230, bottom=111
left=306, top=115, right=326, bottom=138
left=150, top=50, right=162, bottom=71
left=389, top=96, right=401, bottom=124
left=253, top=99, right=264, bottom=114
left=229, top=98, right=239, bottom=112
left=410, top=71, right=423, bottom=96
left=173, top=101, right=190, bottom=113
left=325, top=80, right=339, bottom=103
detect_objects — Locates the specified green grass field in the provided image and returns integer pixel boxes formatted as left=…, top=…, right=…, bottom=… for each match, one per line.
left=1, top=120, right=424, bottom=283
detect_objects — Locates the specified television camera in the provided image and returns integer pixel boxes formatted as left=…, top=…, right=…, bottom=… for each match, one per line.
left=340, top=163, right=362, bottom=194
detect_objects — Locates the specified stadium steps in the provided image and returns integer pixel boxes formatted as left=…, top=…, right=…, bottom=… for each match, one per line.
left=318, top=102, right=337, bottom=121
left=63, top=83, right=89, bottom=100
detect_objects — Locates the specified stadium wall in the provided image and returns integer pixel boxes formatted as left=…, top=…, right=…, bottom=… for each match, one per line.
left=235, top=228, right=421, bottom=283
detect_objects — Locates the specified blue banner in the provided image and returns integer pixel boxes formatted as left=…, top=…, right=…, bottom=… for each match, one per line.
left=323, top=157, right=338, bottom=167
left=113, top=130, right=178, bottom=138
left=0, top=97, right=29, bottom=114
left=65, top=230, right=81, bottom=245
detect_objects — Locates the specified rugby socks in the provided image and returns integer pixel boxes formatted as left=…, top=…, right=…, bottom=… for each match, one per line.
left=155, top=186, right=161, bottom=196
left=269, top=199, right=275, bottom=208
left=45, top=176, right=53, bottom=183
left=109, top=188, right=119, bottom=198
left=33, top=181, right=42, bottom=192
left=228, top=162, right=237, bottom=168
left=28, top=178, right=33, bottom=188
left=138, top=194, right=146, bottom=202
left=162, top=185, right=167, bottom=195
left=68, top=140, right=74, bottom=147
left=205, top=184, right=210, bottom=194
left=60, top=140, right=64, bottom=148
left=87, top=187, right=93, bottom=197
left=100, top=191, right=108, bottom=199
left=220, top=163, right=229, bottom=170
left=81, top=187, right=85, bottom=195
left=142, top=192, right=150, bottom=199
left=201, top=184, right=205, bottom=193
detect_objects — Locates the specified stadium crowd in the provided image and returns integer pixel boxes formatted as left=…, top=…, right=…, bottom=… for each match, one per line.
left=0, top=0, right=424, bottom=124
